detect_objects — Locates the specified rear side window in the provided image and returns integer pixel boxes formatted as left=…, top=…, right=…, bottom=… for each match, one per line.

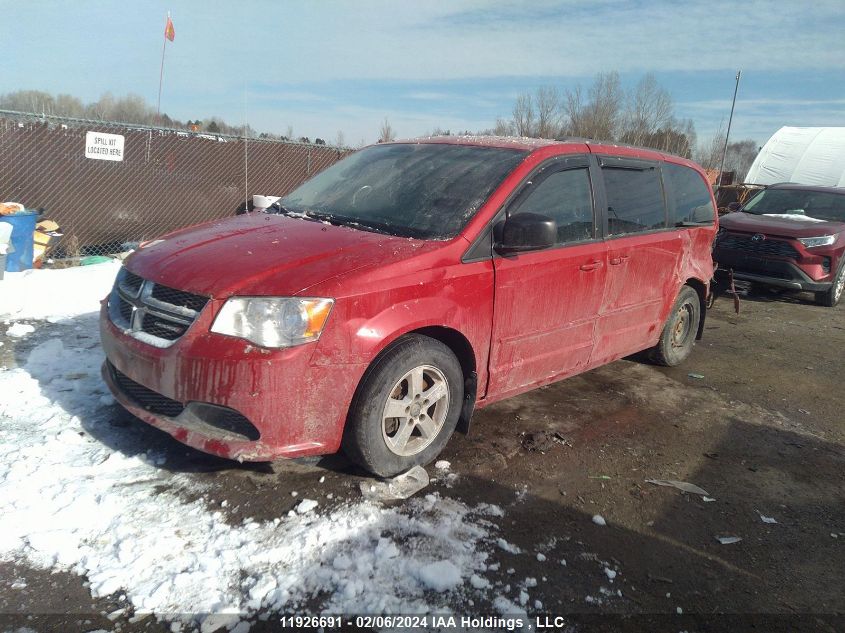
left=511, top=168, right=594, bottom=244
left=602, top=165, right=666, bottom=235
left=663, top=163, right=716, bottom=225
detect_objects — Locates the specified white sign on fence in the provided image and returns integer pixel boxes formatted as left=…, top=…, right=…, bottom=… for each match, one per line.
left=85, top=131, right=125, bottom=161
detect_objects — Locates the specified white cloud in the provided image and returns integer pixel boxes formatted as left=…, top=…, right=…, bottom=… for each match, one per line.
left=233, top=0, right=845, bottom=83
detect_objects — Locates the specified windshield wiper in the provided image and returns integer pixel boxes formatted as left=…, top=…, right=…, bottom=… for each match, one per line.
left=268, top=202, right=327, bottom=223
left=300, top=210, right=352, bottom=227
left=267, top=200, right=293, bottom=215
left=303, top=211, right=399, bottom=235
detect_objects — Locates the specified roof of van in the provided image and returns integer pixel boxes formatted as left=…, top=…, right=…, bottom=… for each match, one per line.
left=388, top=135, right=699, bottom=166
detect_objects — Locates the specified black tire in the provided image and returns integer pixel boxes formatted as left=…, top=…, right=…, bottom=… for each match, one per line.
left=650, top=285, right=701, bottom=367
left=815, top=264, right=845, bottom=307
left=342, top=334, right=463, bottom=477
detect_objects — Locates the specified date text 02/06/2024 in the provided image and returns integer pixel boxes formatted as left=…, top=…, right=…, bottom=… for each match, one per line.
left=277, top=614, right=533, bottom=630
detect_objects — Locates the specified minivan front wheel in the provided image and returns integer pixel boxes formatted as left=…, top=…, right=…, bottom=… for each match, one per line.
left=343, top=334, right=463, bottom=477
left=650, top=285, right=701, bottom=367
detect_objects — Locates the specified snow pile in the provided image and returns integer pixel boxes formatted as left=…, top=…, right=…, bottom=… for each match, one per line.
left=0, top=260, right=120, bottom=320
left=5, top=322, right=35, bottom=338
left=0, top=314, right=505, bottom=627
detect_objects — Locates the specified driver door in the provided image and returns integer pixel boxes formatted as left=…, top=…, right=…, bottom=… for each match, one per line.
left=488, top=156, right=607, bottom=398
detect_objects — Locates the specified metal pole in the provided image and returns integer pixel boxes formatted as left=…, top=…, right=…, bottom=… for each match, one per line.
left=157, top=13, right=169, bottom=118
left=244, top=86, right=249, bottom=212
left=717, top=70, right=742, bottom=187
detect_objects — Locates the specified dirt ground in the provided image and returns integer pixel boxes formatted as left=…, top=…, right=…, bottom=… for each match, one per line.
left=1, top=285, right=844, bottom=632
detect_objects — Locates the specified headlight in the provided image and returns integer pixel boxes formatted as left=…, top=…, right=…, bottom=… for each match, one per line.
left=798, top=235, right=836, bottom=248
left=211, top=297, right=334, bottom=348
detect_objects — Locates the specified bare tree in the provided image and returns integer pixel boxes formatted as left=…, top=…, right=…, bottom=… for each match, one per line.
left=499, top=73, right=697, bottom=155
left=87, top=92, right=115, bottom=120
left=379, top=117, right=396, bottom=142
left=53, top=93, right=86, bottom=118
left=492, top=117, right=514, bottom=136
left=512, top=93, right=535, bottom=137
left=535, top=86, right=563, bottom=139
left=335, top=130, right=346, bottom=148
left=695, top=122, right=727, bottom=172
left=0, top=90, right=55, bottom=114
left=562, top=72, right=624, bottom=141
left=109, top=93, right=155, bottom=124
left=724, top=139, right=759, bottom=180
left=620, top=73, right=673, bottom=147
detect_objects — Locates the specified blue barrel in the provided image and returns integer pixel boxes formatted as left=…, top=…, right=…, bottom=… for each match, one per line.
left=0, top=211, right=38, bottom=272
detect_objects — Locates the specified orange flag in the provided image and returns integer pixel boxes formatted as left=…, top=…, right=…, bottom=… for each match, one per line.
left=165, top=15, right=175, bottom=42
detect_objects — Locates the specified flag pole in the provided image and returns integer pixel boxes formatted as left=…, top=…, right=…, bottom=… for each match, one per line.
left=156, top=12, right=170, bottom=118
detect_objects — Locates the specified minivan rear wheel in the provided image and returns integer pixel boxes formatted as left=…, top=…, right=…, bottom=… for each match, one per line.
left=342, top=334, right=463, bottom=477
left=650, top=285, right=701, bottom=367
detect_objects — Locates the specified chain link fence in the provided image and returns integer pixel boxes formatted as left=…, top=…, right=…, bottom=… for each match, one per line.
left=0, top=110, right=352, bottom=258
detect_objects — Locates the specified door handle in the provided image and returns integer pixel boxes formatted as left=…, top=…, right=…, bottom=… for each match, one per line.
left=579, top=261, right=603, bottom=271
left=609, top=255, right=630, bottom=266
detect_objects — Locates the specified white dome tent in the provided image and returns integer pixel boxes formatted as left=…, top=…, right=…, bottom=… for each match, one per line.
left=745, top=127, right=845, bottom=187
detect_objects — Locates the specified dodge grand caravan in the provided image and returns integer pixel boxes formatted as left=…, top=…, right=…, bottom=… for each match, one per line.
left=100, top=137, right=717, bottom=476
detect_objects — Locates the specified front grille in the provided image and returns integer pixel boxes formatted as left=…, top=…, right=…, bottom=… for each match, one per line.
left=108, top=268, right=208, bottom=346
left=120, top=270, right=144, bottom=294
left=141, top=313, right=188, bottom=340
left=109, top=362, right=185, bottom=417
left=117, top=296, right=133, bottom=322
left=717, top=233, right=800, bottom=259
left=108, top=362, right=261, bottom=441
left=151, top=284, right=208, bottom=313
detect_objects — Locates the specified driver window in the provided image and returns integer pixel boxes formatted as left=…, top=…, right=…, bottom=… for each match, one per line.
left=511, top=168, right=595, bottom=244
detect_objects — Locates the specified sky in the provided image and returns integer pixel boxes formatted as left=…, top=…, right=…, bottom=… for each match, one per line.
left=3, top=0, right=845, bottom=147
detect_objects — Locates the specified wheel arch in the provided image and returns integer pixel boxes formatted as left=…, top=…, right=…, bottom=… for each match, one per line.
left=684, top=277, right=708, bottom=340
left=413, top=326, right=477, bottom=435
left=349, top=326, right=478, bottom=438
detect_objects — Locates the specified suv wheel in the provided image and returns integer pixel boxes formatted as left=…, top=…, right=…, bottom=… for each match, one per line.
left=650, top=285, right=701, bottom=367
left=816, top=264, right=845, bottom=307
left=342, top=334, right=463, bottom=477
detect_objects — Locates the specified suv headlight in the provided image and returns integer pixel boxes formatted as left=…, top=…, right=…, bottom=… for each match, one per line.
left=211, top=297, right=334, bottom=348
left=798, top=235, right=836, bottom=248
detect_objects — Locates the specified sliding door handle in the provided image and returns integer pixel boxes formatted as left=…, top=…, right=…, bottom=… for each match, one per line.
left=579, top=261, right=603, bottom=271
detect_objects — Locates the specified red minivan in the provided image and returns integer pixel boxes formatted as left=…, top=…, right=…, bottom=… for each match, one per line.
left=100, top=137, right=717, bottom=476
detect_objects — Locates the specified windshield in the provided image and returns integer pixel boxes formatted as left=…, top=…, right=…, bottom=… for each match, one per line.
left=278, top=143, right=528, bottom=239
left=743, top=188, right=845, bottom=222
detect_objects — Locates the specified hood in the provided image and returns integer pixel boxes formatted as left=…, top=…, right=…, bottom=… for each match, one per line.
left=720, top=211, right=845, bottom=239
left=124, top=213, right=436, bottom=298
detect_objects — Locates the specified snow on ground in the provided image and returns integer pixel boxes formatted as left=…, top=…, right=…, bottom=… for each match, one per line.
left=0, top=260, right=120, bottom=320
left=0, top=264, right=511, bottom=629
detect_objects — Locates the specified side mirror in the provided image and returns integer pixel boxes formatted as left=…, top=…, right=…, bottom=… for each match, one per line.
left=495, top=213, right=557, bottom=253
left=727, top=202, right=742, bottom=212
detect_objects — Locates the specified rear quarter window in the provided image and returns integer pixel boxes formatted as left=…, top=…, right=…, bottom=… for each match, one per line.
left=663, top=163, right=716, bottom=225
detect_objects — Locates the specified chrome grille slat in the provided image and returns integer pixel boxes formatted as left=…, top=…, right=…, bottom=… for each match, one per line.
left=108, top=268, right=208, bottom=346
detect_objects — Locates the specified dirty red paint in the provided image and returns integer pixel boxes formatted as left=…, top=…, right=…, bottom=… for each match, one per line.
left=99, top=137, right=717, bottom=462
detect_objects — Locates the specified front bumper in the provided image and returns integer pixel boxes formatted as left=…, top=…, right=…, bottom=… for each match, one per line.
left=100, top=302, right=365, bottom=461
left=713, top=249, right=833, bottom=292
